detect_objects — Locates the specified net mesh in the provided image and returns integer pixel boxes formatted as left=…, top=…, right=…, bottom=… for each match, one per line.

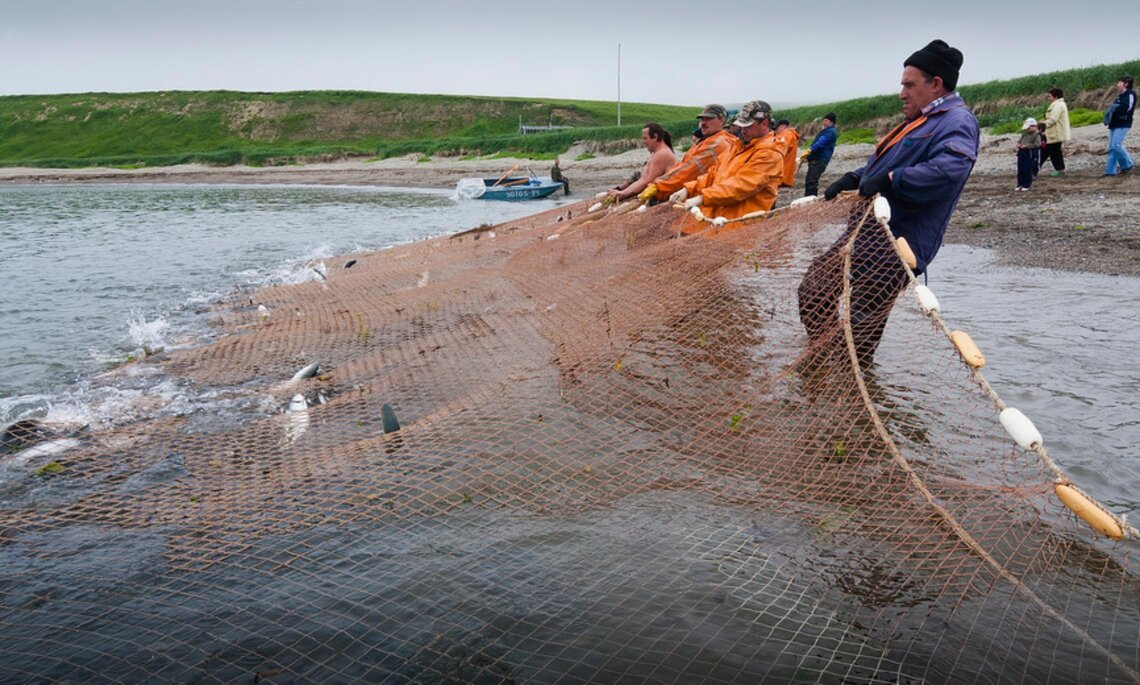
left=2, top=195, right=1137, bottom=684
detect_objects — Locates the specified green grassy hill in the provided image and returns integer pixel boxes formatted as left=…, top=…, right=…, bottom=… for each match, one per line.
left=0, top=90, right=696, bottom=168
left=2, top=58, right=1137, bottom=168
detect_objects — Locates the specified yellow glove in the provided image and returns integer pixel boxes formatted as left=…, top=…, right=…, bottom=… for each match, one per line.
left=799, top=150, right=810, bottom=163
left=637, top=183, right=658, bottom=202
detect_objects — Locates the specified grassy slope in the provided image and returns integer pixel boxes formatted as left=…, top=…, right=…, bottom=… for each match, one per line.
left=0, top=91, right=696, bottom=167
left=2, top=59, right=1137, bottom=168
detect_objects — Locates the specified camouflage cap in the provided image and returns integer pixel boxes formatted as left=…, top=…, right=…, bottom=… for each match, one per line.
left=697, top=104, right=727, bottom=120
left=733, top=100, right=773, bottom=127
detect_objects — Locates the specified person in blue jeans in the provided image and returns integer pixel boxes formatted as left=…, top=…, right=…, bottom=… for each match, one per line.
left=1104, top=75, right=1135, bottom=177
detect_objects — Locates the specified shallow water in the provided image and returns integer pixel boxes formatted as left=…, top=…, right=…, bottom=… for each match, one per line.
left=0, top=183, right=570, bottom=412
left=927, top=245, right=1140, bottom=513
left=3, top=185, right=1136, bottom=509
left=1, top=185, right=1137, bottom=682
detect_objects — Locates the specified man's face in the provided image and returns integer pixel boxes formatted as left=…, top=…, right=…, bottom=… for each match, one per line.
left=641, top=127, right=655, bottom=150
left=698, top=115, right=723, bottom=137
left=1118, top=80, right=1127, bottom=93
left=900, top=65, right=940, bottom=120
left=823, top=118, right=834, bottom=128
left=739, top=118, right=769, bottom=143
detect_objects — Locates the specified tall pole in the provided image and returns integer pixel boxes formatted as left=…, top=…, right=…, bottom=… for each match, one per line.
left=617, top=43, right=622, bottom=127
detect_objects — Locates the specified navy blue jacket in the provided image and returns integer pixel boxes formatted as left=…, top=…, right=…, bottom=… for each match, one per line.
left=1105, top=88, right=1136, bottom=129
left=855, top=94, right=979, bottom=274
left=808, top=126, right=838, bottom=164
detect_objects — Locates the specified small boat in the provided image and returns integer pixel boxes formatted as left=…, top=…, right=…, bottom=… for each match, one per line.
left=455, top=176, right=564, bottom=201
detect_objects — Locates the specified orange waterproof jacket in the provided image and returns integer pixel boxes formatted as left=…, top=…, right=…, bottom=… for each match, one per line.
left=773, top=128, right=799, bottom=187
left=682, top=132, right=785, bottom=224
left=653, top=129, right=737, bottom=195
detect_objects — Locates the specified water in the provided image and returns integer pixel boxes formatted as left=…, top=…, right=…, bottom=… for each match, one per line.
left=0, top=183, right=571, bottom=417
left=930, top=245, right=1140, bottom=514
left=1, top=185, right=1138, bottom=681
left=2, top=186, right=1137, bottom=513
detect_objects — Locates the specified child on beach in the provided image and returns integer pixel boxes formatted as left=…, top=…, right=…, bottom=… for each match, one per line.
left=1016, top=117, right=1042, bottom=191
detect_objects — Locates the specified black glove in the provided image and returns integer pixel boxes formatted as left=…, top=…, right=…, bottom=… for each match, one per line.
left=858, top=172, right=892, bottom=198
left=823, top=172, right=860, bottom=200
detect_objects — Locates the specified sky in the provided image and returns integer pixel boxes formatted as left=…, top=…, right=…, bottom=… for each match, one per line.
left=2, top=0, right=1137, bottom=108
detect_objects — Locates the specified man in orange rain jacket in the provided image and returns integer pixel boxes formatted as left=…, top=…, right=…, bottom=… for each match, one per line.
left=773, top=119, right=800, bottom=187
left=642, top=104, right=737, bottom=202
left=668, top=100, right=785, bottom=228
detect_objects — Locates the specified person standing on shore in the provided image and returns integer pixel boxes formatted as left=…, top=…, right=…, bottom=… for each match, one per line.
left=802, top=113, right=838, bottom=197
left=639, top=105, right=736, bottom=203
left=1103, top=75, right=1136, bottom=177
left=1042, top=87, right=1070, bottom=176
left=1016, top=118, right=1042, bottom=191
left=668, top=100, right=786, bottom=228
left=609, top=123, right=676, bottom=201
left=802, top=39, right=979, bottom=365
left=550, top=159, right=570, bottom=195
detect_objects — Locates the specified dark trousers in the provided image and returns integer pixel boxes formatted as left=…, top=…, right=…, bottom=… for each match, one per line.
left=797, top=205, right=910, bottom=365
left=804, top=159, right=829, bottom=197
left=1017, top=149, right=1037, bottom=188
left=1045, top=142, right=1065, bottom=171
left=556, top=178, right=570, bottom=195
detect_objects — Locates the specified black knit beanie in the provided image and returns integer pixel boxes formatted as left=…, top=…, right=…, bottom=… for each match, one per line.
left=904, top=39, right=963, bottom=91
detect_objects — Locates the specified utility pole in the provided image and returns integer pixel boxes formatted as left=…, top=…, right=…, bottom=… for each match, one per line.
left=617, top=43, right=622, bottom=127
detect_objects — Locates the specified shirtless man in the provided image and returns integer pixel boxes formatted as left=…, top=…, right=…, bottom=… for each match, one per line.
left=609, top=122, right=677, bottom=201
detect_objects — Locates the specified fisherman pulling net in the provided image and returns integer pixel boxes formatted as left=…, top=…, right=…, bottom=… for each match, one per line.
left=1, top=190, right=1136, bottom=683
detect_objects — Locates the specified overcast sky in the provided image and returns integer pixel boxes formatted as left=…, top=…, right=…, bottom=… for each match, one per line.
left=2, top=0, right=1136, bottom=108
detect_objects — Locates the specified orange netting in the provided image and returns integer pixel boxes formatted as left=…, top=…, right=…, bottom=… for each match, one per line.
left=1, top=195, right=1136, bottom=683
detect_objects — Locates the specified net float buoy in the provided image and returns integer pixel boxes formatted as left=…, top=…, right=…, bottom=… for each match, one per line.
left=999, top=407, right=1042, bottom=450
left=712, top=217, right=728, bottom=227
left=914, top=284, right=940, bottom=314
left=1055, top=483, right=1123, bottom=540
left=588, top=202, right=603, bottom=213
left=895, top=236, right=917, bottom=269
left=873, top=196, right=892, bottom=223
left=690, top=207, right=705, bottom=220
left=950, top=330, right=985, bottom=368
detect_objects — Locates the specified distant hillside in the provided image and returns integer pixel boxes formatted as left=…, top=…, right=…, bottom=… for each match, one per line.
left=0, top=90, right=695, bottom=167
left=1, top=59, right=1137, bottom=169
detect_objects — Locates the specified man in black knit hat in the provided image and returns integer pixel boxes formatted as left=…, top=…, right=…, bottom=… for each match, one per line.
left=799, top=39, right=980, bottom=366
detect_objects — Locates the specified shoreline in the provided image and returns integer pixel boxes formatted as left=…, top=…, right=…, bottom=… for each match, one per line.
left=3, top=124, right=1136, bottom=276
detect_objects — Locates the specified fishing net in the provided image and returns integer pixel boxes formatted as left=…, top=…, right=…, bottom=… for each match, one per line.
left=2, top=195, right=1137, bottom=684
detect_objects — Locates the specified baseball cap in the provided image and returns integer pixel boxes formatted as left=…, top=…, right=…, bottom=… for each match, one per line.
left=733, top=100, right=772, bottom=127
left=697, top=104, right=727, bottom=120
